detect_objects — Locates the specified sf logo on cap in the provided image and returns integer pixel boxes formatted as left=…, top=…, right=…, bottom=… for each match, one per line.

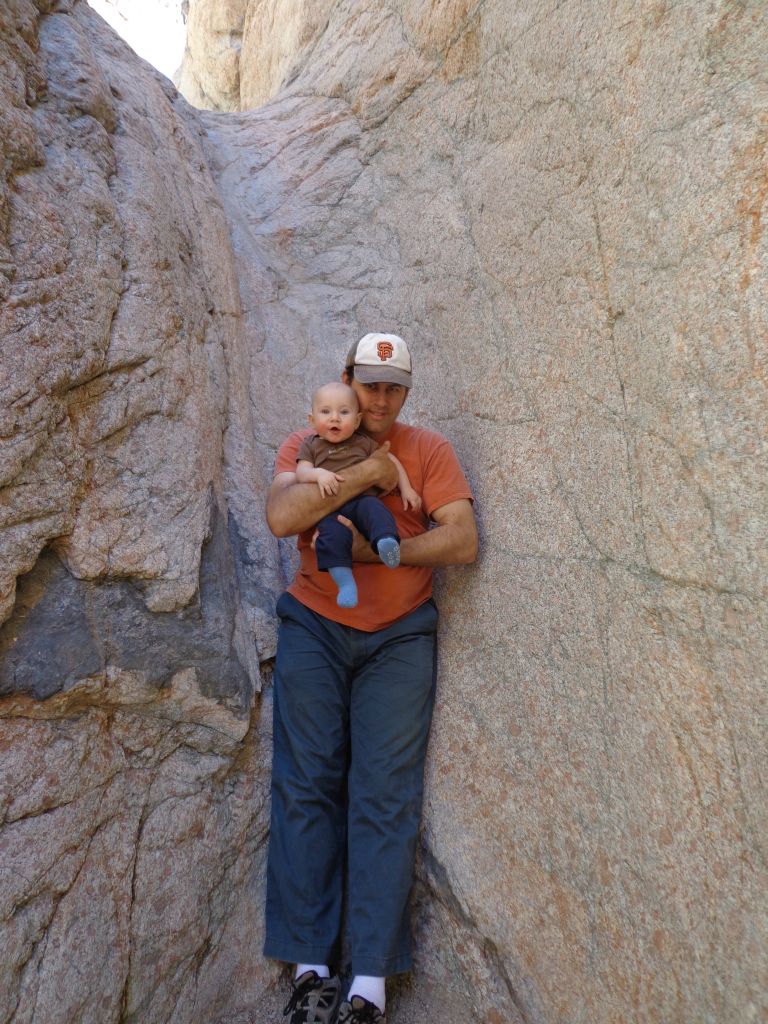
left=377, top=341, right=394, bottom=361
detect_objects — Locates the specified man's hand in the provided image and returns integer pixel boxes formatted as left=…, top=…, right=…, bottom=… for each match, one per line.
left=335, top=516, right=378, bottom=562
left=310, top=517, right=375, bottom=562
left=316, top=468, right=344, bottom=497
left=369, top=442, right=399, bottom=493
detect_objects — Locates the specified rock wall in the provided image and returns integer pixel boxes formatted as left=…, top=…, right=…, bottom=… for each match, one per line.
left=188, top=1, right=768, bottom=1022
left=1, top=1, right=766, bottom=1023
left=1, top=2, right=281, bottom=1021
left=177, top=0, right=335, bottom=111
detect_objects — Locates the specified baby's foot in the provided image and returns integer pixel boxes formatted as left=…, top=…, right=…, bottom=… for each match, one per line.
left=336, top=582, right=358, bottom=607
left=376, top=536, right=400, bottom=568
left=329, top=566, right=358, bottom=607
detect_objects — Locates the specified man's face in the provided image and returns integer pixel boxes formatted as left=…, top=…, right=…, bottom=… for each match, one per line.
left=345, top=375, right=408, bottom=439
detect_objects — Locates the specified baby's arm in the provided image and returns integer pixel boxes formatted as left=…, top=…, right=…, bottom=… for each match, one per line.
left=388, top=453, right=422, bottom=511
left=296, top=460, right=344, bottom=498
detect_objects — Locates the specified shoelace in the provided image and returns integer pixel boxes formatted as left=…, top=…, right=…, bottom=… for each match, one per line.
left=283, top=973, right=337, bottom=1021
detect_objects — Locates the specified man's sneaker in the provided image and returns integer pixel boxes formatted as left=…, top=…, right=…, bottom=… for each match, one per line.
left=282, top=970, right=342, bottom=1024
left=337, top=995, right=386, bottom=1023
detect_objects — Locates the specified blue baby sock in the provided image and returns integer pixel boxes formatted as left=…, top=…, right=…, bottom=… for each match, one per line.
left=376, top=535, right=400, bottom=568
left=329, top=566, right=358, bottom=607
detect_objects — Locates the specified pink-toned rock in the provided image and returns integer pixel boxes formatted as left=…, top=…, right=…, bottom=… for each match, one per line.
left=0, top=686, right=276, bottom=1023
left=176, top=0, right=247, bottom=111
left=192, top=2, right=767, bottom=1021
left=178, top=0, right=336, bottom=111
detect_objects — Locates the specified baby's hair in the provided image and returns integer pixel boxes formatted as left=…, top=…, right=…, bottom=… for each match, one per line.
left=311, top=381, right=359, bottom=410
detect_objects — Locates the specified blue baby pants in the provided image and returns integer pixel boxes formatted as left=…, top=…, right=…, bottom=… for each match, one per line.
left=314, top=496, right=399, bottom=570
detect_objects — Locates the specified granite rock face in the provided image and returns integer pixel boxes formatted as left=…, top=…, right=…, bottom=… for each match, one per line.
left=2, top=1, right=767, bottom=1023
left=177, top=0, right=335, bottom=111
left=189, top=2, right=768, bottom=1022
left=1, top=2, right=281, bottom=1020
left=176, top=0, right=247, bottom=111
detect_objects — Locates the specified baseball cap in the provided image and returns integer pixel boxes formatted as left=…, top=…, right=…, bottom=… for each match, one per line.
left=345, top=333, right=412, bottom=388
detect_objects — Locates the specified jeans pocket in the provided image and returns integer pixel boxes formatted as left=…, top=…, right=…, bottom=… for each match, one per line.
left=417, top=597, right=439, bottom=633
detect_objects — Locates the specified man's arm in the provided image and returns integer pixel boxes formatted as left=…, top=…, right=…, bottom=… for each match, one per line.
left=266, top=444, right=399, bottom=538
left=338, top=498, right=478, bottom=566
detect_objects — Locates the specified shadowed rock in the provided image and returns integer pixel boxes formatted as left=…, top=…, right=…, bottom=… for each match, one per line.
left=0, top=504, right=255, bottom=707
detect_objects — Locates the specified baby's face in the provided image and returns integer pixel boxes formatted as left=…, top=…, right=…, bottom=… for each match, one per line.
left=309, top=384, right=362, bottom=443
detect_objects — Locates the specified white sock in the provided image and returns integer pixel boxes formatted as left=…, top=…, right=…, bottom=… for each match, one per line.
left=295, top=963, right=330, bottom=980
left=348, top=975, right=386, bottom=1011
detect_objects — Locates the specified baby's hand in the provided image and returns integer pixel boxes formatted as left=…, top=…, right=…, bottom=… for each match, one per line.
left=317, top=469, right=343, bottom=497
left=401, top=486, right=422, bottom=511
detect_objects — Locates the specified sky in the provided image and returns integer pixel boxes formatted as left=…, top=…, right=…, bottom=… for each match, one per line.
left=86, top=0, right=187, bottom=81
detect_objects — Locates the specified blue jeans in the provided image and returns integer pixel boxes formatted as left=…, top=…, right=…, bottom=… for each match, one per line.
left=264, top=592, right=438, bottom=976
left=315, top=495, right=399, bottom=571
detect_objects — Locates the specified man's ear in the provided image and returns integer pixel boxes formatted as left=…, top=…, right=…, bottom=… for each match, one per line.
left=341, top=369, right=351, bottom=385
left=402, top=388, right=410, bottom=405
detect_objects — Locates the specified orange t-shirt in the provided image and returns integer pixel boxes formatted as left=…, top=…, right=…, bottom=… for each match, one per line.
left=274, top=421, right=473, bottom=631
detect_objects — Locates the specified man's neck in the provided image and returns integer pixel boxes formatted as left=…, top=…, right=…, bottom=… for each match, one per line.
left=362, top=421, right=400, bottom=445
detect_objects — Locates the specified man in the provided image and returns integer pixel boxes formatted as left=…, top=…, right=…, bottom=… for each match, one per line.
left=264, top=333, right=478, bottom=1024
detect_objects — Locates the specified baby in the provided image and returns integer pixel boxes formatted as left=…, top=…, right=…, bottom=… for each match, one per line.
left=295, top=381, right=421, bottom=607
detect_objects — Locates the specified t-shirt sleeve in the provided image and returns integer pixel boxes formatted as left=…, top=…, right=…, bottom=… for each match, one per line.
left=274, top=431, right=308, bottom=476
left=420, top=437, right=474, bottom=518
left=295, top=437, right=313, bottom=465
